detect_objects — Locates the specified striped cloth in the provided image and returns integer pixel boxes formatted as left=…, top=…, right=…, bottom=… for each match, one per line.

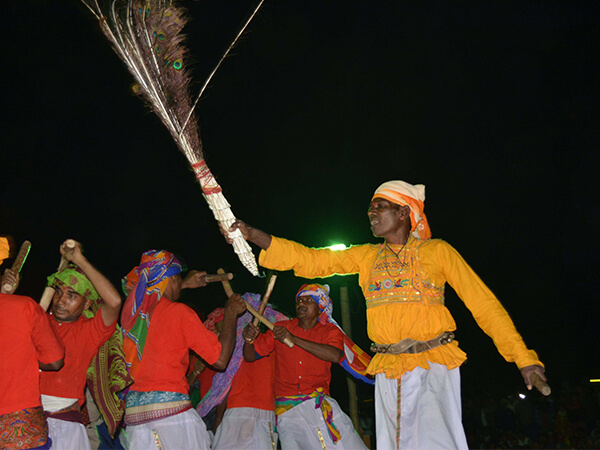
left=275, top=388, right=341, bottom=444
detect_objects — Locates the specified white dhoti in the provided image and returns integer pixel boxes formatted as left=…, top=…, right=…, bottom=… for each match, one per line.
left=42, top=395, right=91, bottom=450
left=212, top=407, right=277, bottom=450
left=277, top=396, right=367, bottom=450
left=47, top=418, right=91, bottom=450
left=126, top=408, right=211, bottom=450
left=375, top=363, right=468, bottom=450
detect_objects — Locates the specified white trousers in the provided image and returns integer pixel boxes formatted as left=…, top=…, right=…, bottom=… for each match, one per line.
left=126, top=408, right=211, bottom=450
left=375, top=363, right=468, bottom=450
left=212, top=407, right=277, bottom=450
left=47, top=418, right=91, bottom=450
left=277, top=396, right=367, bottom=450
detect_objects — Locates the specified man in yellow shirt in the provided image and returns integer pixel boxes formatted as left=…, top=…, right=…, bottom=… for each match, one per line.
left=229, top=180, right=546, bottom=450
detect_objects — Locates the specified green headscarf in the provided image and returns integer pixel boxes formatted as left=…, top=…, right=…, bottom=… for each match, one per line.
left=47, top=263, right=101, bottom=312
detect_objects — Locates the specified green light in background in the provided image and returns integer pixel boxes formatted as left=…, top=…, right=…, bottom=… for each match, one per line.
left=327, top=244, right=347, bottom=251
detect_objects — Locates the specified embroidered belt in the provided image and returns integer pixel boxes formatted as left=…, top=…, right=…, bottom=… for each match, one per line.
left=275, top=388, right=341, bottom=444
left=0, top=406, right=49, bottom=449
left=370, top=331, right=455, bottom=354
left=125, top=391, right=192, bottom=426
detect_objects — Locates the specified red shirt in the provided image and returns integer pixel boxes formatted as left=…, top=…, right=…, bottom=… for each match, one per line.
left=198, top=366, right=217, bottom=399
left=0, top=294, right=65, bottom=415
left=131, top=300, right=221, bottom=394
left=254, top=318, right=343, bottom=397
left=228, top=355, right=275, bottom=410
left=40, top=311, right=116, bottom=405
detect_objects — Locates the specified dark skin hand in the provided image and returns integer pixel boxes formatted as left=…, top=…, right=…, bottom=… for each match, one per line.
left=520, top=364, right=547, bottom=390
left=224, top=220, right=272, bottom=250
left=182, top=270, right=209, bottom=289
left=1, top=269, right=19, bottom=294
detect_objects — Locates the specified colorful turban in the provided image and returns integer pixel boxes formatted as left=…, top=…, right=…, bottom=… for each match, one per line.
left=0, top=237, right=9, bottom=266
left=372, top=180, right=431, bottom=240
left=47, top=263, right=100, bottom=308
left=120, top=250, right=182, bottom=379
left=296, top=283, right=374, bottom=385
left=296, top=283, right=333, bottom=323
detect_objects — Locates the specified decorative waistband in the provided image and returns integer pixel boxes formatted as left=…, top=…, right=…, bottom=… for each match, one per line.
left=371, top=331, right=455, bottom=354
left=125, top=391, right=191, bottom=426
left=0, top=406, right=49, bottom=449
left=275, top=388, right=341, bottom=444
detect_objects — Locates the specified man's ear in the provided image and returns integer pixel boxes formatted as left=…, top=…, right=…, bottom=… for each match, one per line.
left=399, top=205, right=411, bottom=220
left=84, top=298, right=93, bottom=310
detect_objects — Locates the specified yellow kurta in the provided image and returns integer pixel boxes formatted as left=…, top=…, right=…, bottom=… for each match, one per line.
left=259, top=236, right=542, bottom=379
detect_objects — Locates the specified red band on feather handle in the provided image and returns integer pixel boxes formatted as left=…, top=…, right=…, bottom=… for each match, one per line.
left=192, top=160, right=222, bottom=195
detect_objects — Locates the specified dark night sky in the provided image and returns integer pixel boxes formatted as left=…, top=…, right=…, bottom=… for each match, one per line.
left=2, top=1, right=599, bottom=401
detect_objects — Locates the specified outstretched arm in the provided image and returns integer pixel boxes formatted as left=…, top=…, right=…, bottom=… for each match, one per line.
left=212, top=293, right=246, bottom=370
left=61, top=240, right=122, bottom=326
left=227, top=220, right=272, bottom=250
left=273, top=326, right=343, bottom=363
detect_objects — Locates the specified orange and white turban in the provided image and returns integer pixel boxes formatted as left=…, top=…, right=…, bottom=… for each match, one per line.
left=372, top=180, right=432, bottom=240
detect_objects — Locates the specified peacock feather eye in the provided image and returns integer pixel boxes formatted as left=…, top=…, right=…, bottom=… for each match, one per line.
left=173, top=59, right=182, bottom=70
left=145, top=8, right=150, bottom=18
left=155, top=45, right=161, bottom=54
left=157, top=31, right=166, bottom=41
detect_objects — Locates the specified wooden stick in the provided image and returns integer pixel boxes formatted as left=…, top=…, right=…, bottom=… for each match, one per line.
left=40, top=239, right=76, bottom=311
left=203, top=273, right=233, bottom=283
left=215, top=269, right=292, bottom=348
left=245, top=300, right=293, bottom=348
left=253, top=273, right=277, bottom=326
left=216, top=268, right=234, bottom=297
left=531, top=372, right=551, bottom=396
left=2, top=240, right=31, bottom=293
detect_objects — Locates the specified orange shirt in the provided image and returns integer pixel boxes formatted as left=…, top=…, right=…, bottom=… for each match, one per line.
left=40, top=311, right=116, bottom=405
left=227, top=355, right=275, bottom=410
left=0, top=294, right=65, bottom=415
left=260, top=236, right=543, bottom=379
left=254, top=318, right=343, bottom=397
left=130, top=300, right=221, bottom=394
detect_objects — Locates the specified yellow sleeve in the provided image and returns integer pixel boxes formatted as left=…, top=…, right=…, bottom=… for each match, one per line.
left=427, top=240, right=543, bottom=370
left=258, top=236, right=374, bottom=280
left=0, top=237, right=9, bottom=265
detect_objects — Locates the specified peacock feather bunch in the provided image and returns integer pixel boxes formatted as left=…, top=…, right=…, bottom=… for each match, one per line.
left=81, top=0, right=259, bottom=276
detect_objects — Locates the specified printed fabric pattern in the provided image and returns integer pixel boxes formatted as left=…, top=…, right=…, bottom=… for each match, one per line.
left=275, top=388, right=341, bottom=444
